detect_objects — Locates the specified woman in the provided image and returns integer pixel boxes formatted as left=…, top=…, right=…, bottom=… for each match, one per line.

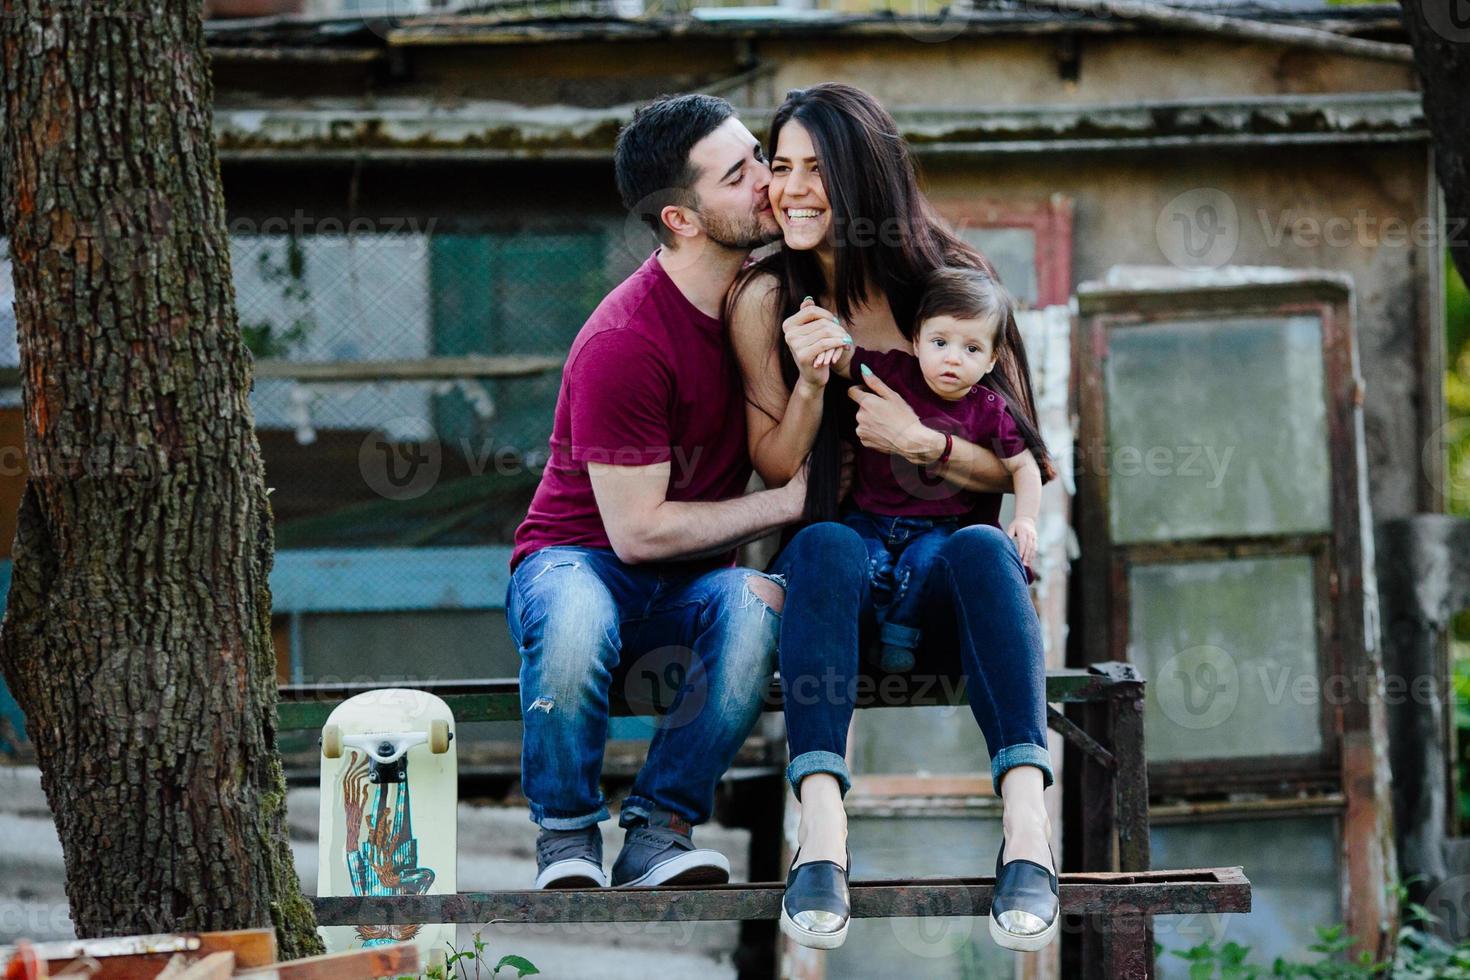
left=727, top=84, right=1060, bottom=952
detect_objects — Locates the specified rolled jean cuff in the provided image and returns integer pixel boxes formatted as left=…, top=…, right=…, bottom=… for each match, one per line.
left=787, top=750, right=852, bottom=799
left=617, top=799, right=696, bottom=828
left=530, top=804, right=609, bottom=830
left=990, top=743, right=1054, bottom=795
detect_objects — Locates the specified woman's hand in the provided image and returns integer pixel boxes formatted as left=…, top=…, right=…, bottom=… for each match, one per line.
left=784, top=296, right=851, bottom=395
left=848, top=364, right=945, bottom=463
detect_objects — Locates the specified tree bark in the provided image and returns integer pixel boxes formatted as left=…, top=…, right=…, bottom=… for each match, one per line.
left=0, top=0, right=322, bottom=957
left=1399, top=0, right=1470, bottom=289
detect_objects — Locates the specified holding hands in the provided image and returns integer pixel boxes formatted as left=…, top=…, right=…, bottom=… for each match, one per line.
left=784, top=296, right=852, bottom=394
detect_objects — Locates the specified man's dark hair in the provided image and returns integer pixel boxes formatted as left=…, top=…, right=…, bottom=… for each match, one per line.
left=614, top=94, right=735, bottom=248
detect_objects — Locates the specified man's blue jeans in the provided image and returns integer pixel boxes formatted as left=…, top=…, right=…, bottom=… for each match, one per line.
left=768, top=521, right=1053, bottom=800
left=841, top=510, right=961, bottom=661
left=506, top=546, right=782, bottom=830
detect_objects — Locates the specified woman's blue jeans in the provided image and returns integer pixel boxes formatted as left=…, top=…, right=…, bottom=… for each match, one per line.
left=507, top=546, right=782, bottom=830
left=768, top=521, right=1053, bottom=800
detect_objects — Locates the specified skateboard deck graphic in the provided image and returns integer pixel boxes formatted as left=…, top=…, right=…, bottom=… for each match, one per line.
left=317, top=689, right=456, bottom=970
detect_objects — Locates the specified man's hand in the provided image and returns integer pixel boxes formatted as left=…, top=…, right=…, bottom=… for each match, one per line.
left=848, top=364, right=943, bottom=463
left=1008, top=516, right=1037, bottom=568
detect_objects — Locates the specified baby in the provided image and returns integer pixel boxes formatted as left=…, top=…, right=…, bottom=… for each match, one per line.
left=824, top=267, right=1044, bottom=673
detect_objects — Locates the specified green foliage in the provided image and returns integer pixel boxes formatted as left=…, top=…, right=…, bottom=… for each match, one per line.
left=1449, top=253, right=1470, bottom=364
left=1166, top=925, right=1385, bottom=979
left=1453, top=651, right=1470, bottom=826
left=1447, top=253, right=1470, bottom=519
left=239, top=318, right=311, bottom=360
left=1163, top=880, right=1470, bottom=979
left=239, top=236, right=316, bottom=359
left=395, top=931, right=539, bottom=980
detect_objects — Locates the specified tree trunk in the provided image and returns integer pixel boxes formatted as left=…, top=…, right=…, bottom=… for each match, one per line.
left=0, top=1, right=322, bottom=957
left=1399, top=0, right=1470, bottom=289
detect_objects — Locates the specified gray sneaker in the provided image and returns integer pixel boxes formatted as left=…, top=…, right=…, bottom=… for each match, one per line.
left=611, top=810, right=730, bottom=888
left=535, top=825, right=607, bottom=889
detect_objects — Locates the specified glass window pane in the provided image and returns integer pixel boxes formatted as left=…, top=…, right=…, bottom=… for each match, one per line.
left=957, top=227, right=1038, bottom=304
left=235, top=233, right=433, bottom=435
left=1129, top=556, right=1321, bottom=761
left=1152, top=815, right=1341, bottom=978
left=1105, top=315, right=1331, bottom=543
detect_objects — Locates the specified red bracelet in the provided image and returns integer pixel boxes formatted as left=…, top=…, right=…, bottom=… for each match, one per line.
left=934, top=432, right=954, bottom=468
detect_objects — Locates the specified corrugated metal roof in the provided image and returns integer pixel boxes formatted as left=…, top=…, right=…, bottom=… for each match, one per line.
left=202, top=0, right=1405, bottom=47
left=209, top=91, right=1425, bottom=159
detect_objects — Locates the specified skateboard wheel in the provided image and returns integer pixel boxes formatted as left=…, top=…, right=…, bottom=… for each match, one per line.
left=322, top=724, right=343, bottom=759
left=430, top=719, right=450, bottom=754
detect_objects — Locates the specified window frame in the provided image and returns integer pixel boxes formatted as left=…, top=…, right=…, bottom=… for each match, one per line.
left=933, top=195, right=1074, bottom=308
left=1075, top=279, right=1369, bottom=797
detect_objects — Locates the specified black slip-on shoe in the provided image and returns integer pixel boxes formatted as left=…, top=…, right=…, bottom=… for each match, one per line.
left=535, top=825, right=607, bottom=889
left=989, top=834, right=1059, bottom=951
left=780, top=847, right=851, bottom=950
left=611, top=810, right=730, bottom=888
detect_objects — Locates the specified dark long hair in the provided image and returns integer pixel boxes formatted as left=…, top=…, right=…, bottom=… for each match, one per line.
left=918, top=267, right=1056, bottom=484
left=727, top=83, right=1052, bottom=520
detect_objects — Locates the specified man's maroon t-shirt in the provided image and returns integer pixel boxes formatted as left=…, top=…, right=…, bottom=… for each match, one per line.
left=849, top=346, right=1028, bottom=519
left=510, top=251, right=752, bottom=571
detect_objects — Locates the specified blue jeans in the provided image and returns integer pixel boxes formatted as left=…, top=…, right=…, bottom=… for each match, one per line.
left=841, top=510, right=960, bottom=666
left=506, top=546, right=782, bottom=830
left=768, top=522, right=1053, bottom=799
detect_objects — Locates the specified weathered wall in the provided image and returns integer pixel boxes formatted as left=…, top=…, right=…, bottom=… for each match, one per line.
left=759, top=35, right=1416, bottom=105
left=295, top=28, right=1432, bottom=518
left=919, top=142, right=1437, bottom=519
left=210, top=30, right=1419, bottom=108
left=219, top=136, right=1438, bottom=525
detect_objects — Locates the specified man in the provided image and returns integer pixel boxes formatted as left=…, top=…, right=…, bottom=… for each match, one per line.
left=508, top=94, right=804, bottom=889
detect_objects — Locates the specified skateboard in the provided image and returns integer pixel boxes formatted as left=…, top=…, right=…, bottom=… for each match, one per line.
left=317, top=689, right=456, bottom=972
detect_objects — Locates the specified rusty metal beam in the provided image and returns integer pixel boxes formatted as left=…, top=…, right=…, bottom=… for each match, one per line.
left=275, top=662, right=1145, bottom=731
left=1048, top=704, right=1116, bottom=771
left=202, top=3, right=1406, bottom=49
left=1110, top=677, right=1154, bottom=978
left=312, top=867, right=1251, bottom=926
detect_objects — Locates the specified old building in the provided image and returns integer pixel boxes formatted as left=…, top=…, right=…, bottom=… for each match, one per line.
left=0, top=0, right=1445, bottom=976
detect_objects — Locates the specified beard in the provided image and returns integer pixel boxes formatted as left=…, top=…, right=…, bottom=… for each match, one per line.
left=698, top=203, right=781, bottom=251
